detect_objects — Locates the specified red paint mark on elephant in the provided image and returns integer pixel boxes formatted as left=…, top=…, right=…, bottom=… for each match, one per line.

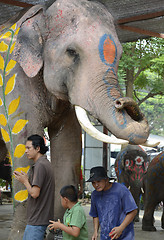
left=56, top=10, right=63, bottom=19
left=125, top=159, right=130, bottom=167
left=116, top=113, right=125, bottom=126
left=103, top=37, right=116, bottom=65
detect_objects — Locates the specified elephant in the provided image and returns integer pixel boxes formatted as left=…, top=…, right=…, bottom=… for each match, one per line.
left=142, top=151, right=164, bottom=231
left=0, top=0, right=149, bottom=239
left=115, top=144, right=150, bottom=222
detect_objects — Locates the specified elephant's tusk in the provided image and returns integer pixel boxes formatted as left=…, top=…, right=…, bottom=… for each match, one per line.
left=141, top=188, right=144, bottom=194
left=75, top=106, right=129, bottom=145
left=128, top=186, right=131, bottom=190
left=140, top=140, right=160, bottom=148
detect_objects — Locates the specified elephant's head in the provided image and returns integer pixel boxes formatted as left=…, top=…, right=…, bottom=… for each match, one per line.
left=13, top=0, right=149, bottom=145
left=115, top=145, right=149, bottom=187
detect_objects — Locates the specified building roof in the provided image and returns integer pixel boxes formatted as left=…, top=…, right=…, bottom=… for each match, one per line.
left=0, top=0, right=164, bottom=42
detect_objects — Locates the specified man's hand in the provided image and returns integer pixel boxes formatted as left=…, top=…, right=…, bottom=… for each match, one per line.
left=13, top=171, right=28, bottom=184
left=92, top=231, right=98, bottom=240
left=109, top=226, right=123, bottom=239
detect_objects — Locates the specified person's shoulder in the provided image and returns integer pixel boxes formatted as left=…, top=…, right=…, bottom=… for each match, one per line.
left=38, top=155, right=51, bottom=166
left=112, top=182, right=129, bottom=193
left=73, top=202, right=85, bottom=213
left=35, top=155, right=52, bottom=171
left=91, top=189, right=102, bottom=199
left=91, top=189, right=99, bottom=196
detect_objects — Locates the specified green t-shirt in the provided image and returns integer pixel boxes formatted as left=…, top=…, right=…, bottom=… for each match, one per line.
left=63, top=202, right=88, bottom=240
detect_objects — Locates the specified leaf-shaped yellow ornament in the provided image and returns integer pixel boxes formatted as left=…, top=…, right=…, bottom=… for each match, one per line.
left=10, top=42, right=16, bottom=54
left=0, top=114, right=7, bottom=126
left=1, top=128, right=10, bottom=142
left=8, top=96, right=20, bottom=115
left=5, top=74, right=16, bottom=95
left=14, top=27, right=20, bottom=36
left=14, top=189, right=28, bottom=202
left=0, top=97, right=3, bottom=106
left=14, top=165, right=30, bottom=174
left=0, top=41, right=8, bottom=52
left=0, top=74, right=3, bottom=86
left=5, top=59, right=16, bottom=75
left=7, top=151, right=12, bottom=165
left=12, top=119, right=28, bottom=134
left=0, top=54, right=4, bottom=70
left=1, top=31, right=11, bottom=40
left=10, top=23, right=16, bottom=31
left=14, top=144, right=26, bottom=158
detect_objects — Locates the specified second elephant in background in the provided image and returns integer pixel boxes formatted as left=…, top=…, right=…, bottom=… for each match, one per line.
left=115, top=145, right=150, bottom=222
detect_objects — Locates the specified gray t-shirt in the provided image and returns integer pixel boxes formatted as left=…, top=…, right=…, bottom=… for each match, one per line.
left=26, top=155, right=55, bottom=225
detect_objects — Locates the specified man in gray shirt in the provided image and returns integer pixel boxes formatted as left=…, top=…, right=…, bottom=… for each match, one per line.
left=14, top=134, right=55, bottom=240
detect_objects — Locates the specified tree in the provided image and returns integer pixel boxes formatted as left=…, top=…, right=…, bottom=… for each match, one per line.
left=118, top=37, right=164, bottom=135
left=118, top=37, right=164, bottom=100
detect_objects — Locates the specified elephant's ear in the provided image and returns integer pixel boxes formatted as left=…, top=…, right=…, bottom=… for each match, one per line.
left=13, top=6, right=46, bottom=78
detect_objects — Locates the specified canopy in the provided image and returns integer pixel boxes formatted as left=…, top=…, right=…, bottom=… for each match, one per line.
left=0, top=0, right=164, bottom=42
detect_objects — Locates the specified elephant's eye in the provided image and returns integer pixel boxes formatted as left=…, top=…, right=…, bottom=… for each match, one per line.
left=66, top=48, right=79, bottom=63
left=66, top=48, right=77, bottom=57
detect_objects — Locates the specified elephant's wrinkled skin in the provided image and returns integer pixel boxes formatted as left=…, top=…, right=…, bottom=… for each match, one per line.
left=142, top=151, right=164, bottom=231
left=115, top=145, right=149, bottom=222
left=0, top=0, right=149, bottom=239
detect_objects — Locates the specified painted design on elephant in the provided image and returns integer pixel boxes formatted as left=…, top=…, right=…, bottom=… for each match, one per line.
left=0, top=23, right=29, bottom=202
left=124, top=156, right=147, bottom=182
left=135, top=156, right=144, bottom=165
left=115, top=150, right=125, bottom=184
left=116, top=150, right=148, bottom=183
left=99, top=34, right=128, bottom=129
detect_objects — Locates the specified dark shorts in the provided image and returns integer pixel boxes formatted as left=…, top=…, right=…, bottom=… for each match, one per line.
left=23, top=225, right=47, bottom=240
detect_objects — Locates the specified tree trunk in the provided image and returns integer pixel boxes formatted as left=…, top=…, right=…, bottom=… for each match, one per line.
left=126, top=68, right=134, bottom=98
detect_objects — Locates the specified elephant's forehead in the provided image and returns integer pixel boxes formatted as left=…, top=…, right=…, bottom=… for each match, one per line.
left=47, top=0, right=119, bottom=43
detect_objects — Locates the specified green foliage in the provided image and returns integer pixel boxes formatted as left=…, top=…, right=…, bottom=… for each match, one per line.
left=118, top=37, right=164, bottom=97
left=0, top=179, right=6, bottom=188
left=139, top=93, right=164, bottom=136
left=118, top=37, right=164, bottom=136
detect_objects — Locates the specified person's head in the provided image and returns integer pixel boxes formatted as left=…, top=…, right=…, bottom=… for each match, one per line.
left=60, top=185, right=78, bottom=208
left=86, top=166, right=110, bottom=192
left=25, top=134, right=49, bottom=161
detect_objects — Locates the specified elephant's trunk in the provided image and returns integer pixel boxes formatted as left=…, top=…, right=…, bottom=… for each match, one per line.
left=115, top=97, right=144, bottom=122
left=99, top=94, right=149, bottom=145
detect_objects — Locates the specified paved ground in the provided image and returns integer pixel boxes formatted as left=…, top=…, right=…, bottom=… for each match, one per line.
left=0, top=203, right=164, bottom=240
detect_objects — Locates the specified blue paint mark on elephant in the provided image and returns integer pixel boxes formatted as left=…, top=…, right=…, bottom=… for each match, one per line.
left=99, top=34, right=129, bottom=129
left=112, top=107, right=127, bottom=129
left=127, top=133, right=148, bottom=144
left=98, top=33, right=117, bottom=68
left=117, top=150, right=126, bottom=182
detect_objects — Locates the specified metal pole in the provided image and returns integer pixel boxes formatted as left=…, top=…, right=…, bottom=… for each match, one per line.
left=103, top=126, right=108, bottom=171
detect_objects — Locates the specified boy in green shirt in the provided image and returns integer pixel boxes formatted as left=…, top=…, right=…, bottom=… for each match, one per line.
left=48, top=185, right=88, bottom=240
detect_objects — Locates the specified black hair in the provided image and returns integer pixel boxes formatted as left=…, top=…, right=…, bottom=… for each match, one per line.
left=27, top=134, right=49, bottom=154
left=60, top=185, right=78, bottom=202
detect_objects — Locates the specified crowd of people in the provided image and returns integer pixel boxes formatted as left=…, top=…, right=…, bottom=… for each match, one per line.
left=14, top=134, right=137, bottom=240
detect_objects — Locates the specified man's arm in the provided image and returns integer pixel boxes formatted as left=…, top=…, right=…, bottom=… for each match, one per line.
left=109, top=209, right=137, bottom=239
left=92, top=217, right=99, bottom=240
left=13, top=171, right=40, bottom=199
